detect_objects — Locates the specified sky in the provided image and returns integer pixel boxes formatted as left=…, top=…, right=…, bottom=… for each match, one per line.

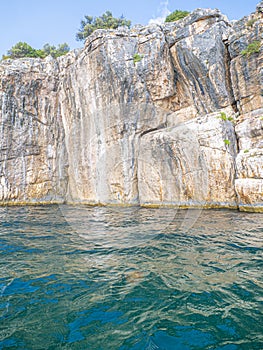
left=0, top=0, right=259, bottom=56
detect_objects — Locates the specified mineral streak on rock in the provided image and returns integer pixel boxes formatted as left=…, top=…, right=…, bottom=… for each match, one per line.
left=0, top=2, right=262, bottom=211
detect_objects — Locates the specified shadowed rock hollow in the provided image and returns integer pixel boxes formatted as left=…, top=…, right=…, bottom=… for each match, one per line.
left=0, top=3, right=262, bottom=211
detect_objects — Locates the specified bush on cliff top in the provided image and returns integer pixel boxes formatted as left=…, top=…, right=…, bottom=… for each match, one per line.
left=3, top=42, right=70, bottom=60
left=165, top=10, right=190, bottom=23
left=76, top=11, right=131, bottom=41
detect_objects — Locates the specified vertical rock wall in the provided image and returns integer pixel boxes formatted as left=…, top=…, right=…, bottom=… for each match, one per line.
left=228, top=6, right=263, bottom=211
left=0, top=58, right=68, bottom=203
left=0, top=3, right=262, bottom=211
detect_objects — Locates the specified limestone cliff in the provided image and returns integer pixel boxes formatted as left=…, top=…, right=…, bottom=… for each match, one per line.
left=0, top=3, right=262, bottom=211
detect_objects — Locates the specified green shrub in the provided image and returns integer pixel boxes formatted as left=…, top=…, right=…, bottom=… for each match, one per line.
left=217, top=112, right=235, bottom=122
left=42, top=43, right=70, bottom=58
left=165, top=10, right=190, bottom=23
left=223, top=139, right=231, bottom=145
left=133, top=53, right=143, bottom=63
left=217, top=112, right=227, bottom=121
left=244, top=149, right=250, bottom=153
left=6, top=42, right=39, bottom=59
left=3, top=42, right=70, bottom=60
left=76, top=11, right=131, bottom=41
left=246, top=18, right=257, bottom=27
left=241, top=40, right=261, bottom=56
left=1, top=55, right=10, bottom=60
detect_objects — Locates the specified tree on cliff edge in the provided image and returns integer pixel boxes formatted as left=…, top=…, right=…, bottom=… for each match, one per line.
left=3, top=42, right=70, bottom=60
left=6, top=42, right=41, bottom=59
left=76, top=11, right=131, bottom=41
left=165, top=10, right=190, bottom=22
left=42, top=43, right=70, bottom=58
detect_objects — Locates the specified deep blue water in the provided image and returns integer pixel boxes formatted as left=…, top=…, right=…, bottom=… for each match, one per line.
left=0, top=205, right=262, bottom=349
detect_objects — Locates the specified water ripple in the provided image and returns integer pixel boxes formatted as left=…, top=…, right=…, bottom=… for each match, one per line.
left=0, top=206, right=262, bottom=349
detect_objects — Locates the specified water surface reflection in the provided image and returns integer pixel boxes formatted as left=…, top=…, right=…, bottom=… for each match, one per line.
left=0, top=206, right=262, bottom=349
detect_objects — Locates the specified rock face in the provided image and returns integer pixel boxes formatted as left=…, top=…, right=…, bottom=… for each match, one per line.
left=0, top=3, right=262, bottom=211
left=138, top=115, right=238, bottom=208
left=0, top=58, right=68, bottom=203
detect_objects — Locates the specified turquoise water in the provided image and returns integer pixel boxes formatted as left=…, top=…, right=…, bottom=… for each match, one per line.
left=0, top=206, right=262, bottom=349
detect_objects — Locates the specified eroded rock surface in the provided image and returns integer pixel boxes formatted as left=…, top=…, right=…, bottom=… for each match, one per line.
left=138, top=115, right=238, bottom=208
left=0, top=3, right=262, bottom=211
left=0, top=58, right=68, bottom=203
left=227, top=2, right=263, bottom=211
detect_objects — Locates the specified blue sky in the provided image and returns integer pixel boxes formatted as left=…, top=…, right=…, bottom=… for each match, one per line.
left=0, top=0, right=259, bottom=56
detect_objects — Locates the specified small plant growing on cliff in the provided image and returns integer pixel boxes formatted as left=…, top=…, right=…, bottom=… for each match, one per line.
left=133, top=53, right=143, bottom=64
left=217, top=112, right=227, bottom=121
left=241, top=40, right=261, bottom=56
left=165, top=10, right=190, bottom=22
left=76, top=11, right=131, bottom=41
left=246, top=18, right=257, bottom=27
left=217, top=112, right=235, bottom=123
left=223, top=139, right=231, bottom=145
left=244, top=149, right=250, bottom=153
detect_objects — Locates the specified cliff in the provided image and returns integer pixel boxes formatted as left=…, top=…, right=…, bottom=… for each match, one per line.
left=0, top=3, right=262, bottom=212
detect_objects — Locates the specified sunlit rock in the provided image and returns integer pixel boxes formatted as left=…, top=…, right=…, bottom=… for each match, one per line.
left=0, top=3, right=262, bottom=211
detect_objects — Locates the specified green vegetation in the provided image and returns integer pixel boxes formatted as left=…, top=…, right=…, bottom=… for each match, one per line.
left=223, top=139, right=231, bottom=145
left=244, top=149, right=250, bottom=153
left=246, top=18, right=257, bottom=27
left=2, top=42, right=70, bottom=60
left=217, top=112, right=235, bottom=123
left=4, top=42, right=40, bottom=59
left=241, top=40, right=261, bottom=56
left=165, top=10, right=190, bottom=23
left=41, top=43, right=70, bottom=58
left=133, top=53, right=143, bottom=64
left=76, top=11, right=131, bottom=41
